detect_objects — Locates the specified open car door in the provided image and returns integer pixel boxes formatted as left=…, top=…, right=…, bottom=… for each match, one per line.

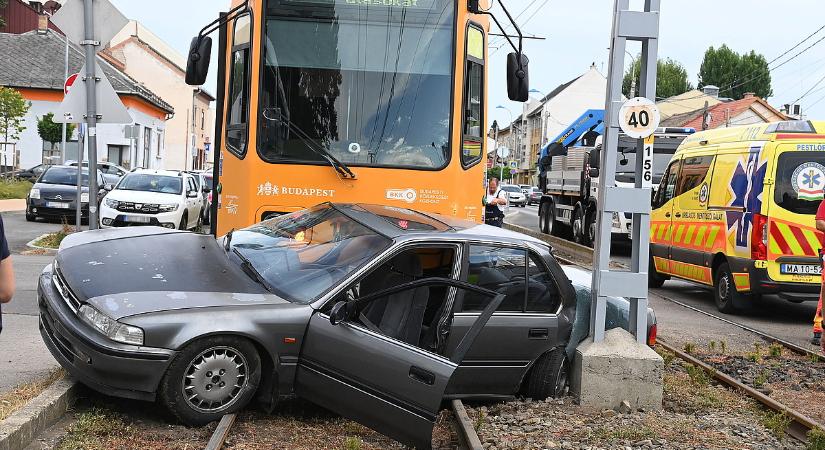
left=295, top=278, right=505, bottom=449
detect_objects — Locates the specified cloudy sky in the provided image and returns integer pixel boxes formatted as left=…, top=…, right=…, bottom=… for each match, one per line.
left=111, top=0, right=825, bottom=128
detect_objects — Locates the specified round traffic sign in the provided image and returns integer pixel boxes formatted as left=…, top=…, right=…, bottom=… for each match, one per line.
left=619, top=97, right=661, bottom=139
left=64, top=73, right=79, bottom=95
left=496, top=146, right=511, bottom=158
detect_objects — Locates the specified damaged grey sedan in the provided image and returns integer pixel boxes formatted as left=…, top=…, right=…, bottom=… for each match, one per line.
left=39, top=203, right=655, bottom=448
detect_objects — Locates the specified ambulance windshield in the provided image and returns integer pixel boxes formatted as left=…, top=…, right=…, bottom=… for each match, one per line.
left=774, top=152, right=825, bottom=215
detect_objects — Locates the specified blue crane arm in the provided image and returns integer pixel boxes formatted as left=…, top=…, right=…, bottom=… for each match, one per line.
left=539, top=109, right=605, bottom=159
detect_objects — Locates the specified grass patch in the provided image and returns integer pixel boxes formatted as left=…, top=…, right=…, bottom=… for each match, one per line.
left=0, top=179, right=32, bottom=199
left=760, top=411, right=791, bottom=440
left=589, top=425, right=656, bottom=442
left=807, top=428, right=825, bottom=450
left=0, top=369, right=64, bottom=420
left=32, top=223, right=73, bottom=249
left=56, top=407, right=132, bottom=450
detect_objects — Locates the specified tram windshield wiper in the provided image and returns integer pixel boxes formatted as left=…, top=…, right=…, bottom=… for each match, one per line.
left=263, top=107, right=356, bottom=180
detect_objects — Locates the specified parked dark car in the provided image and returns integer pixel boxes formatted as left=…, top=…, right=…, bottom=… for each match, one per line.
left=26, top=165, right=108, bottom=223
left=12, top=163, right=49, bottom=182
left=39, top=203, right=654, bottom=448
left=67, top=161, right=127, bottom=186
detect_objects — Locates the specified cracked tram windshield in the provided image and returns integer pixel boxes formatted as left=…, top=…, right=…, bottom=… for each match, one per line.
left=258, top=0, right=454, bottom=169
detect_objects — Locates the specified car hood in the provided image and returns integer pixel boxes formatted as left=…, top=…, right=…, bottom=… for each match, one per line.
left=106, top=190, right=182, bottom=203
left=55, top=228, right=275, bottom=317
left=34, top=183, right=89, bottom=198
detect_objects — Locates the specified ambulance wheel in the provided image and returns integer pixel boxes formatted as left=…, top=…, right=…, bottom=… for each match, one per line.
left=649, top=255, right=667, bottom=288
left=714, top=263, right=742, bottom=314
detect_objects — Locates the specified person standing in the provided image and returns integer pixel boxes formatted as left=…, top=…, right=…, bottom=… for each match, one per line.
left=484, top=178, right=508, bottom=227
left=814, top=198, right=825, bottom=348
left=0, top=213, right=14, bottom=334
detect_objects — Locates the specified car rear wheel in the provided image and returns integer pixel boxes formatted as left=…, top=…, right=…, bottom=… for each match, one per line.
left=160, top=336, right=261, bottom=426
left=714, top=262, right=742, bottom=314
left=526, top=348, right=568, bottom=400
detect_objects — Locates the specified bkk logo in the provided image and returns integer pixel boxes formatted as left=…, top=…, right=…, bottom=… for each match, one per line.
left=386, top=188, right=418, bottom=204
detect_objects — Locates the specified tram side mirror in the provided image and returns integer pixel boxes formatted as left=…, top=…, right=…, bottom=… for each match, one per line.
left=185, top=36, right=212, bottom=86
left=507, top=52, right=530, bottom=102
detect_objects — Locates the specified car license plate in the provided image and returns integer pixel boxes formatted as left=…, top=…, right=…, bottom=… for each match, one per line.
left=780, top=264, right=822, bottom=275
left=46, top=202, right=70, bottom=209
left=124, top=215, right=151, bottom=223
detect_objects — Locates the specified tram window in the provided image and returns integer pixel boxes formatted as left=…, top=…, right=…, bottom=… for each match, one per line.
left=226, top=14, right=251, bottom=156
left=461, top=25, right=484, bottom=169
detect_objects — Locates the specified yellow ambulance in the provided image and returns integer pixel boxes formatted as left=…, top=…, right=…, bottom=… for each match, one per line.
left=649, top=120, right=825, bottom=313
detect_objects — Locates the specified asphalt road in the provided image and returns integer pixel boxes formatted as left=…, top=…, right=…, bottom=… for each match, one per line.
left=504, top=206, right=818, bottom=350
left=1, top=211, right=62, bottom=394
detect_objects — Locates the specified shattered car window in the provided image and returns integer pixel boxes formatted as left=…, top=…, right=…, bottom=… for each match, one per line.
left=229, top=205, right=392, bottom=303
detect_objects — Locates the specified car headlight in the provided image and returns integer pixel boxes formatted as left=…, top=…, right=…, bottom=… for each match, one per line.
left=30, top=188, right=40, bottom=199
left=80, top=193, right=90, bottom=203
left=79, top=304, right=144, bottom=345
left=104, top=197, right=119, bottom=208
left=158, top=203, right=179, bottom=212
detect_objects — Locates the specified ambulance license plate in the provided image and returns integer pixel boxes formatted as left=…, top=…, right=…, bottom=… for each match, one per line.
left=780, top=264, right=822, bottom=275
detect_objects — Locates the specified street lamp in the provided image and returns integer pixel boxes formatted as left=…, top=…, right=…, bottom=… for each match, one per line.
left=495, top=105, right=513, bottom=182
left=625, top=50, right=637, bottom=97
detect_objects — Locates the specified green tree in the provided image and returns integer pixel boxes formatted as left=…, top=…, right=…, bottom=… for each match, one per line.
left=698, top=45, right=772, bottom=99
left=622, top=57, right=693, bottom=99
left=0, top=87, right=30, bottom=173
left=37, top=112, right=74, bottom=150
left=0, top=0, right=8, bottom=29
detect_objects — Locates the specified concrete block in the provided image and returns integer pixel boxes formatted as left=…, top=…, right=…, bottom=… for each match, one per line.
left=570, top=328, right=663, bottom=411
left=0, top=377, right=78, bottom=450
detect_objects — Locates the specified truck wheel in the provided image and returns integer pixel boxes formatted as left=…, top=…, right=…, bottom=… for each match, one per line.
left=714, top=262, right=742, bottom=314
left=585, top=209, right=596, bottom=247
left=572, top=207, right=585, bottom=245
left=539, top=202, right=552, bottom=234
left=526, top=348, right=568, bottom=400
left=546, top=203, right=557, bottom=236
left=160, top=336, right=261, bottom=426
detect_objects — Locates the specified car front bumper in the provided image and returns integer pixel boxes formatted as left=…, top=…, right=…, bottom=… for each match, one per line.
left=38, top=265, right=175, bottom=401
left=28, top=198, right=88, bottom=219
left=99, top=204, right=181, bottom=229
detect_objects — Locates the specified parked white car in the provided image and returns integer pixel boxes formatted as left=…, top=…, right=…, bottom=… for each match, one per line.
left=500, top=184, right=527, bottom=207
left=99, top=169, right=205, bottom=230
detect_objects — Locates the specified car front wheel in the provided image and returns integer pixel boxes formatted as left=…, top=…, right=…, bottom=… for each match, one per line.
left=526, top=348, right=568, bottom=400
left=160, top=336, right=261, bottom=426
left=178, top=212, right=188, bottom=230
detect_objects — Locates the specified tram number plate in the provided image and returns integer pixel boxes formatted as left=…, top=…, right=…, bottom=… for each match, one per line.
left=780, top=264, right=821, bottom=275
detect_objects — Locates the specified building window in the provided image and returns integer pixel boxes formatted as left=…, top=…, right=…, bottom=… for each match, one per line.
left=461, top=24, right=485, bottom=169
left=226, top=13, right=251, bottom=156
left=201, top=110, right=205, bottom=131
left=143, top=126, right=151, bottom=168
left=155, top=130, right=163, bottom=159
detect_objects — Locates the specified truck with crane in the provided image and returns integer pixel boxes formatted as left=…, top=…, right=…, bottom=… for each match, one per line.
left=536, top=109, right=694, bottom=246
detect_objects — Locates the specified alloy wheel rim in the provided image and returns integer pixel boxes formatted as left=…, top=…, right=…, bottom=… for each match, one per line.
left=182, top=346, right=248, bottom=413
left=718, top=274, right=730, bottom=301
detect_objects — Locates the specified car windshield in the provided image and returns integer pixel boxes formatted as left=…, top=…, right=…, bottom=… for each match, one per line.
left=229, top=204, right=392, bottom=303
left=774, top=151, right=825, bottom=215
left=501, top=186, right=521, bottom=193
left=117, top=174, right=183, bottom=194
left=40, top=167, right=89, bottom=186
left=258, top=0, right=454, bottom=169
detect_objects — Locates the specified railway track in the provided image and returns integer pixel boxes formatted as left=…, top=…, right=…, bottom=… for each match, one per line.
left=505, top=220, right=825, bottom=443
left=202, top=401, right=483, bottom=450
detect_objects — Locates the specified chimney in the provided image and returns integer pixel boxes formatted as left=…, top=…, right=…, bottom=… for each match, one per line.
left=743, top=92, right=755, bottom=99
left=702, top=85, right=720, bottom=98
left=36, top=14, right=49, bottom=34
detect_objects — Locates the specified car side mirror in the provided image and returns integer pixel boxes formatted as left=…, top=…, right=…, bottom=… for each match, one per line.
left=202, top=186, right=210, bottom=193
left=588, top=168, right=600, bottom=178
left=104, top=183, right=114, bottom=191
left=506, top=52, right=529, bottom=102
left=329, top=301, right=350, bottom=325
left=185, top=36, right=212, bottom=86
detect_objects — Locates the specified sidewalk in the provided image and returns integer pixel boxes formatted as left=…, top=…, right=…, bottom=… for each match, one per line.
left=0, top=199, right=25, bottom=212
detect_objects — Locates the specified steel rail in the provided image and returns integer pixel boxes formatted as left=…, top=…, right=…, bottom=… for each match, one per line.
left=452, top=399, right=483, bottom=450
left=659, top=339, right=822, bottom=443
left=204, top=413, right=236, bottom=450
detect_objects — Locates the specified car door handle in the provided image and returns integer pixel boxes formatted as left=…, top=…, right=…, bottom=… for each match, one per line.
left=528, top=328, right=549, bottom=339
left=409, top=366, right=435, bottom=385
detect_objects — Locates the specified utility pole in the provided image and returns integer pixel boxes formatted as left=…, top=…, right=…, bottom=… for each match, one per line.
left=82, top=0, right=99, bottom=229
left=61, top=32, right=69, bottom=164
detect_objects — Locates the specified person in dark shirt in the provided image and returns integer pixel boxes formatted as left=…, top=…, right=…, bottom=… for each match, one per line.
left=0, top=214, right=13, bottom=334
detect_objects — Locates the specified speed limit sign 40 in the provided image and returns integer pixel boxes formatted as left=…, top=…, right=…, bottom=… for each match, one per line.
left=619, top=97, right=660, bottom=139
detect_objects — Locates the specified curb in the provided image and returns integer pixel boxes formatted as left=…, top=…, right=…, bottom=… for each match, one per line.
left=0, top=377, right=79, bottom=450
left=25, top=234, right=57, bottom=253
